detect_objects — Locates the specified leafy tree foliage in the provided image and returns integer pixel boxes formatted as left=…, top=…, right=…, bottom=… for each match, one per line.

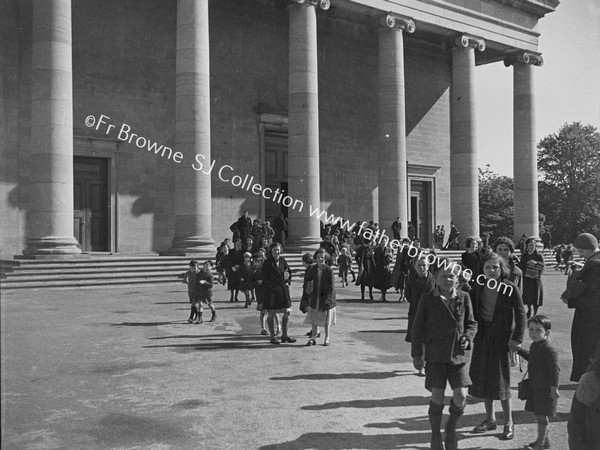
left=478, top=165, right=514, bottom=241
left=537, top=122, right=600, bottom=242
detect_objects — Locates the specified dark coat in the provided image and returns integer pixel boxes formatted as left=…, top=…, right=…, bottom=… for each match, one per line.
left=411, top=289, right=478, bottom=364
left=469, top=280, right=526, bottom=400
left=519, top=250, right=545, bottom=307
left=238, top=262, right=254, bottom=292
left=355, top=244, right=376, bottom=287
left=518, top=339, right=560, bottom=417
left=373, top=245, right=392, bottom=291
left=196, top=270, right=214, bottom=299
left=223, top=249, right=244, bottom=290
left=404, top=271, right=434, bottom=342
left=303, top=264, right=336, bottom=311
left=568, top=371, right=600, bottom=450
left=564, top=251, right=600, bottom=381
left=253, top=265, right=267, bottom=305
left=262, top=256, right=292, bottom=310
left=236, top=216, right=252, bottom=242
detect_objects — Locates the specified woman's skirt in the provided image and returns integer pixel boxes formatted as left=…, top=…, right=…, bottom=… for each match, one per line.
left=304, top=307, right=337, bottom=327
left=468, top=320, right=512, bottom=400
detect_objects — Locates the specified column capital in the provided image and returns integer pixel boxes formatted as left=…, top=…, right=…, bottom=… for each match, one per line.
left=379, top=13, right=415, bottom=33
left=452, top=33, right=486, bottom=52
left=504, top=50, right=544, bottom=67
left=289, top=0, right=330, bottom=10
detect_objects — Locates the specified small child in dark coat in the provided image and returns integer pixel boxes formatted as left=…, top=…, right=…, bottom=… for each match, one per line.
left=517, top=315, right=560, bottom=450
left=336, top=247, right=353, bottom=287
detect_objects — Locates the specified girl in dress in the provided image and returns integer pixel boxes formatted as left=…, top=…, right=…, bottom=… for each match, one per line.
left=469, top=252, right=526, bottom=441
left=519, top=237, right=545, bottom=318
left=303, top=248, right=337, bottom=346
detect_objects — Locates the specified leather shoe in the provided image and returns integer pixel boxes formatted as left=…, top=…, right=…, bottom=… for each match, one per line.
left=472, top=419, right=497, bottom=433
left=281, top=336, right=297, bottom=343
left=501, top=423, right=514, bottom=440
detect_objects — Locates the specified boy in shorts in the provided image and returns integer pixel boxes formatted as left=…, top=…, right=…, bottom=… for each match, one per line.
left=411, top=261, right=478, bottom=450
left=182, top=260, right=201, bottom=324
left=197, top=260, right=216, bottom=323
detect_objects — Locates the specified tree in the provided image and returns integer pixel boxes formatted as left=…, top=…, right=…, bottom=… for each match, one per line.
left=537, top=122, right=600, bottom=243
left=479, top=165, right=514, bottom=241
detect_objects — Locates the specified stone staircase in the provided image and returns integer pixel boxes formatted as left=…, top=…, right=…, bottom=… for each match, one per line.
left=0, top=250, right=575, bottom=292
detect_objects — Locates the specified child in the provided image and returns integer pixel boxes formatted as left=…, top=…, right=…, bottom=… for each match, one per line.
left=552, top=244, right=563, bottom=270
left=197, top=260, right=217, bottom=323
left=302, top=248, right=337, bottom=346
left=252, top=254, right=277, bottom=335
left=404, top=254, right=434, bottom=376
left=300, top=253, right=320, bottom=339
left=411, top=260, right=478, bottom=450
left=336, top=246, right=353, bottom=287
left=239, top=252, right=254, bottom=308
left=182, top=260, right=202, bottom=323
left=517, top=315, right=560, bottom=450
left=562, top=244, right=574, bottom=274
left=215, top=243, right=228, bottom=285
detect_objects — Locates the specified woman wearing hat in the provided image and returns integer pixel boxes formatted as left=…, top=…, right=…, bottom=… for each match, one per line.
left=561, top=233, right=600, bottom=382
left=519, top=236, right=545, bottom=318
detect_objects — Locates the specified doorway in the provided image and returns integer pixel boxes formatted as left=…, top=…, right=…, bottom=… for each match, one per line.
left=410, top=180, right=432, bottom=247
left=73, top=156, right=109, bottom=252
left=263, top=131, right=288, bottom=221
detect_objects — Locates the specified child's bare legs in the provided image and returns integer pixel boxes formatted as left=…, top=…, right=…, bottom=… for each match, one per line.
left=531, top=415, right=549, bottom=448
left=267, top=311, right=277, bottom=342
left=194, top=302, right=202, bottom=324
left=444, top=387, right=467, bottom=450
left=260, top=310, right=267, bottom=334
left=206, top=300, right=216, bottom=322
left=429, top=388, right=445, bottom=450
left=310, top=324, right=318, bottom=339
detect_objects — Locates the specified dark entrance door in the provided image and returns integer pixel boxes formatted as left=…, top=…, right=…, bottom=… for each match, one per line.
left=264, top=131, right=288, bottom=221
left=73, top=157, right=109, bottom=252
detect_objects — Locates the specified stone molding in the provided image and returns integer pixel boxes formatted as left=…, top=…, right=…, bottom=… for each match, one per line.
left=289, top=0, right=330, bottom=10
left=379, top=13, right=416, bottom=33
left=453, top=33, right=486, bottom=52
left=503, top=50, right=544, bottom=67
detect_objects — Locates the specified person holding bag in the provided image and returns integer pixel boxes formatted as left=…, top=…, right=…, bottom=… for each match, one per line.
left=561, top=233, right=600, bottom=382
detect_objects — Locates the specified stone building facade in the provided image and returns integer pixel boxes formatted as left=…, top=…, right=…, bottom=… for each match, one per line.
left=0, top=0, right=557, bottom=257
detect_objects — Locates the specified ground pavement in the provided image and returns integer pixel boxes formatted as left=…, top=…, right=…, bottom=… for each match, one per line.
left=1, top=269, right=578, bottom=450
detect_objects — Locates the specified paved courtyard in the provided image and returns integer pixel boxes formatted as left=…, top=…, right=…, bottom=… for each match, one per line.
left=1, top=269, right=578, bottom=449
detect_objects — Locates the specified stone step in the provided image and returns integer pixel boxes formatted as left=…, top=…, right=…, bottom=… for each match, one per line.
left=0, top=250, right=576, bottom=292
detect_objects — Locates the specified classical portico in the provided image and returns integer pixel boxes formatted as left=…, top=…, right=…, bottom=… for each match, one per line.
left=3, top=0, right=558, bottom=259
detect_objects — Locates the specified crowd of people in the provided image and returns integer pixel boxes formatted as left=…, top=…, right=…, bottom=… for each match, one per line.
left=180, top=210, right=600, bottom=450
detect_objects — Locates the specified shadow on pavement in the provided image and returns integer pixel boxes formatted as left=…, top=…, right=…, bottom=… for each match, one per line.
left=258, top=430, right=481, bottom=450
left=272, top=371, right=407, bottom=381
left=301, top=395, right=431, bottom=411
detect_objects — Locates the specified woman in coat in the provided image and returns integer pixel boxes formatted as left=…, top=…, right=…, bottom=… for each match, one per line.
left=355, top=238, right=377, bottom=301
left=224, top=239, right=244, bottom=302
left=262, top=242, right=296, bottom=345
left=374, top=242, right=393, bottom=301
left=519, top=237, right=545, bottom=318
left=494, top=237, right=523, bottom=292
left=561, top=233, right=600, bottom=382
left=302, top=248, right=337, bottom=346
left=469, top=252, right=526, bottom=441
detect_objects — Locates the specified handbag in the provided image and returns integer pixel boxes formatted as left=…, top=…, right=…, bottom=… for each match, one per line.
left=517, top=369, right=532, bottom=401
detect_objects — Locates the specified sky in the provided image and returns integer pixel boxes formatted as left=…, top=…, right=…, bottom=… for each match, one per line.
left=475, top=0, right=600, bottom=176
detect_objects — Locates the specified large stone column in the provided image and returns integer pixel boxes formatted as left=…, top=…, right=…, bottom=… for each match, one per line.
left=378, top=14, right=414, bottom=240
left=286, top=0, right=328, bottom=250
left=167, top=0, right=214, bottom=255
left=450, top=34, right=485, bottom=245
left=505, top=51, right=543, bottom=240
left=23, top=0, right=81, bottom=257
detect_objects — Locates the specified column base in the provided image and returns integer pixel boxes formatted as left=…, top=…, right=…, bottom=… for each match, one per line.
left=22, top=237, right=83, bottom=258
left=163, top=237, right=216, bottom=257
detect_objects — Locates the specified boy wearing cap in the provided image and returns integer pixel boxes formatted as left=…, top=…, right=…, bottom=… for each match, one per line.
left=561, top=233, right=600, bottom=382
left=182, top=260, right=202, bottom=323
